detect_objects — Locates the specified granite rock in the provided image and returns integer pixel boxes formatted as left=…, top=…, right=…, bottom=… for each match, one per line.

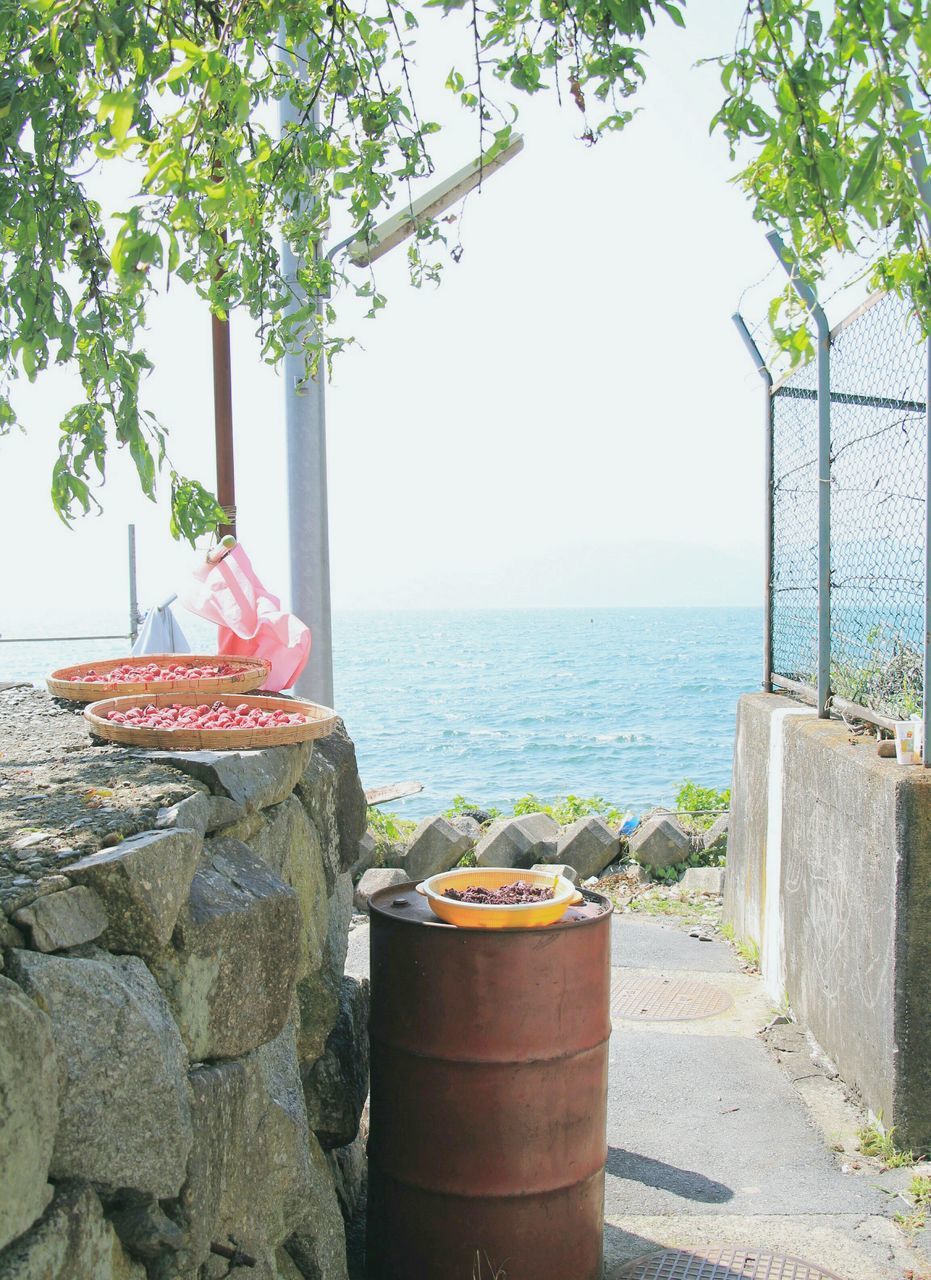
left=0, top=1182, right=144, bottom=1280
left=6, top=949, right=192, bottom=1198
left=297, top=872, right=352, bottom=1065
left=66, top=828, right=201, bottom=958
left=178, top=1017, right=316, bottom=1274
left=0, top=976, right=57, bottom=1252
left=142, top=742, right=313, bottom=814
left=155, top=791, right=245, bottom=838
left=12, top=886, right=107, bottom=952
left=303, top=976, right=369, bottom=1150
left=149, top=838, right=301, bottom=1061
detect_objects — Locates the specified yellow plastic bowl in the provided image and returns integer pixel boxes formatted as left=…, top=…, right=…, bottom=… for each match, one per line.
left=416, top=866, right=582, bottom=929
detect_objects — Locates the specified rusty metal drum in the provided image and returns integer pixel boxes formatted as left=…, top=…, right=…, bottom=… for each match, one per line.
left=367, top=883, right=612, bottom=1280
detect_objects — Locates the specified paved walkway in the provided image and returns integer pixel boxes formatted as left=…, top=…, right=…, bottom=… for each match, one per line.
left=346, top=911, right=930, bottom=1279
left=604, top=915, right=925, bottom=1280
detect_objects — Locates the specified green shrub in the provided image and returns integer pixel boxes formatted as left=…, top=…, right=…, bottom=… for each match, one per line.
left=443, top=795, right=502, bottom=821
left=368, top=807, right=417, bottom=844
left=511, top=793, right=625, bottom=826
left=674, top=780, right=730, bottom=832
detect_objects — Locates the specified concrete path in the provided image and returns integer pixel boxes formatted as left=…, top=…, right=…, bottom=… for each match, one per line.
left=603, top=915, right=923, bottom=1280
left=345, top=911, right=929, bottom=1280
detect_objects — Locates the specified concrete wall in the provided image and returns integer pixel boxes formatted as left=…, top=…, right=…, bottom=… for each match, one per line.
left=726, top=692, right=931, bottom=1148
left=0, top=688, right=369, bottom=1280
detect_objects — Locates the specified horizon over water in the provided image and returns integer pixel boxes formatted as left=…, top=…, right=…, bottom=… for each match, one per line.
left=2, top=605, right=761, bottom=818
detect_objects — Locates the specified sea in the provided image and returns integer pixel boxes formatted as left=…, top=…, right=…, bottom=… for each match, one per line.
left=2, top=606, right=762, bottom=820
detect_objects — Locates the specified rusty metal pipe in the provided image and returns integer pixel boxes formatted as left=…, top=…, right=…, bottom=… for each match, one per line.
left=211, top=310, right=236, bottom=539
left=367, top=885, right=612, bottom=1280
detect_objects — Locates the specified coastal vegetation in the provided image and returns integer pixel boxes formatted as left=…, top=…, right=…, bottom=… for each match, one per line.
left=368, top=778, right=730, bottom=874
left=3, top=3, right=931, bottom=537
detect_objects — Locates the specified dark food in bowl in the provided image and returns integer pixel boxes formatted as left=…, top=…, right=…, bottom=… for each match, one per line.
left=442, top=880, right=556, bottom=905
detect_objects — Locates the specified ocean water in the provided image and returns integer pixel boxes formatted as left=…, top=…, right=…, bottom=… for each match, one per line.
left=2, top=607, right=762, bottom=819
left=333, top=609, right=761, bottom=818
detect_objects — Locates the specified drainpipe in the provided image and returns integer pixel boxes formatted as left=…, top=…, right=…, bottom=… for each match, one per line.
left=732, top=312, right=774, bottom=693
left=767, top=232, right=831, bottom=718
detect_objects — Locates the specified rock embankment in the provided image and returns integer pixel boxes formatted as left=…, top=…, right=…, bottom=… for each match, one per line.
left=0, top=687, right=368, bottom=1280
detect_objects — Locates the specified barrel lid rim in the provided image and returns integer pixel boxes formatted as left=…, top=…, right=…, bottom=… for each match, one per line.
left=368, top=882, right=612, bottom=930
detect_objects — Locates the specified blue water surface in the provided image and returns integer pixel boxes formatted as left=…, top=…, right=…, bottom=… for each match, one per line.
left=3, top=607, right=762, bottom=819
left=332, top=607, right=762, bottom=818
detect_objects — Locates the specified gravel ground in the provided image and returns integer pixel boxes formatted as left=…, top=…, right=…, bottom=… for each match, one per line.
left=0, top=687, right=196, bottom=915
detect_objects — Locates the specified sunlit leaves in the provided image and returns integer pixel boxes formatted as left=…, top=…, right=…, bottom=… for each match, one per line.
left=4, top=0, right=931, bottom=542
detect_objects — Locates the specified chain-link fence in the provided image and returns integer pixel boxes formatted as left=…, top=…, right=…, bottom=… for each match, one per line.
left=767, top=291, right=928, bottom=722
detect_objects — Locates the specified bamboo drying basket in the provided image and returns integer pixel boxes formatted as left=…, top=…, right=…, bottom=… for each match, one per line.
left=48, top=654, right=271, bottom=703
left=84, top=691, right=337, bottom=751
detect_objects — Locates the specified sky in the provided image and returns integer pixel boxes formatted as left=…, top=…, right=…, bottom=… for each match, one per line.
left=0, top=1, right=868, bottom=635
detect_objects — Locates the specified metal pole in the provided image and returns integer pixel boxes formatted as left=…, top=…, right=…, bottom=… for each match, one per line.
left=925, top=338, right=930, bottom=767
left=732, top=312, right=774, bottom=692
left=212, top=310, right=237, bottom=539
left=894, top=88, right=931, bottom=766
left=278, top=76, right=333, bottom=706
left=767, top=231, right=831, bottom=717
left=128, top=524, right=139, bottom=646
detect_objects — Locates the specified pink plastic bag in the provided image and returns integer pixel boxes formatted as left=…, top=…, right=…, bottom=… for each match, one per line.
left=179, top=544, right=311, bottom=693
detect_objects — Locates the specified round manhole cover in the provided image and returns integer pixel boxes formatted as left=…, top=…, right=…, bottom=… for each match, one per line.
left=613, top=1248, right=846, bottom=1280
left=611, top=973, right=733, bottom=1022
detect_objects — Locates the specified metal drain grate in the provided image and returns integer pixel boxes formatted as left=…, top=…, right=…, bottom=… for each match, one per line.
left=613, top=1248, right=846, bottom=1280
left=611, top=973, right=733, bottom=1022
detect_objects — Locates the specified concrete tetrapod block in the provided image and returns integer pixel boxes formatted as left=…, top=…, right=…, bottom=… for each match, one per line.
left=680, top=866, right=726, bottom=895
left=0, top=975, right=57, bottom=1253
left=628, top=814, right=692, bottom=869
left=403, top=815, right=472, bottom=879
left=6, top=949, right=192, bottom=1198
left=350, top=828, right=377, bottom=879
left=702, top=812, right=729, bottom=854
left=354, top=867, right=407, bottom=912
left=12, top=886, right=107, bottom=952
left=66, top=827, right=201, bottom=958
left=449, top=813, right=484, bottom=843
left=149, top=837, right=301, bottom=1062
left=0, top=1183, right=145, bottom=1280
left=475, top=812, right=559, bottom=868
left=530, top=862, right=579, bottom=886
left=552, top=815, right=620, bottom=879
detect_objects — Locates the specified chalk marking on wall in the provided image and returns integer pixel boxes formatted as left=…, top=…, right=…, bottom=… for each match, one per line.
left=763, top=704, right=814, bottom=1003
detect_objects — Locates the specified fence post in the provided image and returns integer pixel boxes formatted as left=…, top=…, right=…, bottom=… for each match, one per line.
left=732, top=312, right=774, bottom=692
left=128, top=524, right=139, bottom=647
left=767, top=232, right=831, bottom=718
left=926, top=340, right=930, bottom=767
left=895, top=88, right=931, bottom=766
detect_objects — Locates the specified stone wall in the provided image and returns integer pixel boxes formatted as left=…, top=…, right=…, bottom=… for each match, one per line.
left=725, top=691, right=931, bottom=1149
left=0, top=687, right=369, bottom=1279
